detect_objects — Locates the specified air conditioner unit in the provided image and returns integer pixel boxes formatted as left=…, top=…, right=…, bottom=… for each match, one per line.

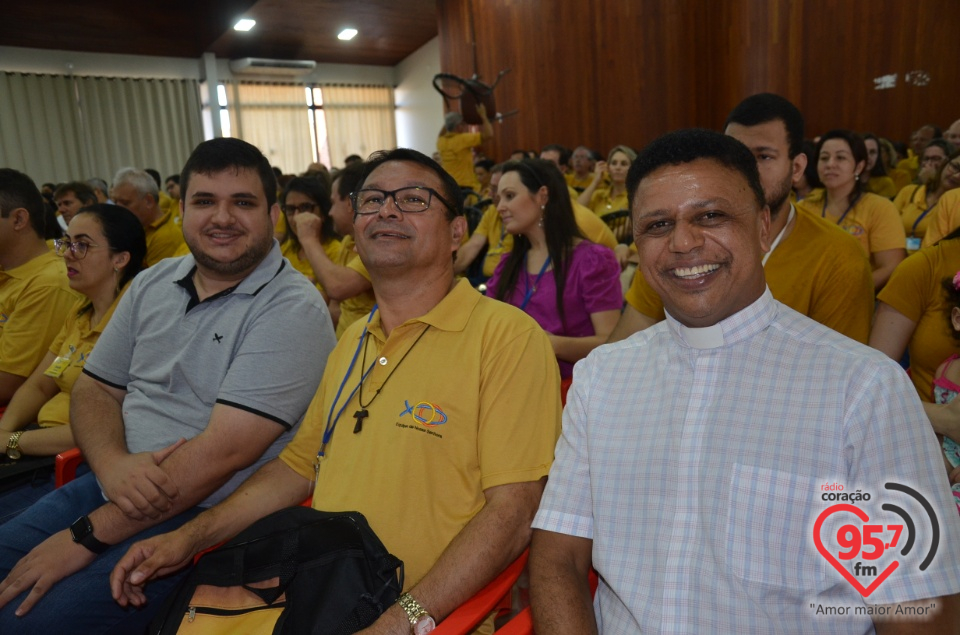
left=229, top=58, right=317, bottom=76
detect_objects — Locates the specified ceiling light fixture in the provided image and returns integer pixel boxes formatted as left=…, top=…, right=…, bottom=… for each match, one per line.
left=234, top=18, right=256, bottom=32
left=338, top=28, right=358, bottom=41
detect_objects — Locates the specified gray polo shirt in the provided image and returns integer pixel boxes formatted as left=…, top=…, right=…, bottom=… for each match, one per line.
left=84, top=241, right=335, bottom=506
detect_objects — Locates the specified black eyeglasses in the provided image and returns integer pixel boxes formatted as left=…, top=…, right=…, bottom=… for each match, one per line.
left=53, top=239, right=100, bottom=259
left=282, top=202, right=318, bottom=215
left=351, top=187, right=454, bottom=215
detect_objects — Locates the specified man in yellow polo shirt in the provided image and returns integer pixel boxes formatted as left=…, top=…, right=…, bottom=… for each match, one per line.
left=437, top=106, right=493, bottom=192
left=111, top=149, right=561, bottom=635
left=609, top=94, right=874, bottom=344
left=112, top=168, right=184, bottom=266
left=0, top=169, right=78, bottom=406
left=289, top=162, right=376, bottom=338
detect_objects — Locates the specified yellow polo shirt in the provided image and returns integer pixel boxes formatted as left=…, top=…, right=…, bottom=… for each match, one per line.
left=0, top=250, right=78, bottom=379
left=894, top=184, right=933, bottom=250
left=281, top=237, right=343, bottom=297
left=797, top=191, right=906, bottom=264
left=922, top=189, right=960, bottom=247
left=144, top=210, right=186, bottom=267
left=159, top=191, right=179, bottom=223
left=586, top=187, right=629, bottom=217
left=38, top=287, right=127, bottom=427
left=473, top=205, right=514, bottom=277
left=572, top=201, right=618, bottom=250
left=334, top=236, right=376, bottom=339
left=437, top=131, right=481, bottom=191
left=565, top=172, right=595, bottom=193
left=877, top=241, right=960, bottom=402
left=625, top=206, right=874, bottom=343
left=866, top=176, right=897, bottom=199
left=280, top=279, right=560, bottom=590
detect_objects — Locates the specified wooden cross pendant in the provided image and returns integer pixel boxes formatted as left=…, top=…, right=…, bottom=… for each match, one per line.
left=353, top=409, right=369, bottom=433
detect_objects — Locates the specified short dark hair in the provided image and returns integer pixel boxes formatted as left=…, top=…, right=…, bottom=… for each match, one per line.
left=627, top=129, right=766, bottom=212
left=0, top=168, right=46, bottom=236
left=76, top=204, right=147, bottom=288
left=54, top=181, right=98, bottom=206
left=180, top=138, right=278, bottom=209
left=143, top=168, right=162, bottom=189
left=333, top=161, right=367, bottom=200
left=724, top=93, right=805, bottom=158
left=474, top=158, right=495, bottom=172
left=541, top=144, right=571, bottom=166
left=165, top=174, right=180, bottom=185
left=356, top=148, right=462, bottom=221
left=344, top=154, right=363, bottom=165
left=923, top=138, right=956, bottom=159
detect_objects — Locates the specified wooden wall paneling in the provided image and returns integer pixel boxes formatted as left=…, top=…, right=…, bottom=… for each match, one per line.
left=438, top=0, right=960, bottom=161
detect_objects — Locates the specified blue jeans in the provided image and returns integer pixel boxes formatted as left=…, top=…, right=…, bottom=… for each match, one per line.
left=0, top=463, right=92, bottom=525
left=0, top=472, right=202, bottom=634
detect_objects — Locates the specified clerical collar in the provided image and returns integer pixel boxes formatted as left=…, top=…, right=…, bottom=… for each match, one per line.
left=665, top=288, right=777, bottom=350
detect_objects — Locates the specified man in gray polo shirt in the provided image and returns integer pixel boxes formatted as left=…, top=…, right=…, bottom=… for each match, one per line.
left=0, top=138, right=335, bottom=632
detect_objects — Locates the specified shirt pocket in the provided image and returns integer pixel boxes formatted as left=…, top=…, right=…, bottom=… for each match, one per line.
left=726, top=462, right=825, bottom=594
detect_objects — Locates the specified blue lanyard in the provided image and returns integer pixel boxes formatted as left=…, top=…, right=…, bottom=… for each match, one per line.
left=911, top=205, right=935, bottom=236
left=317, top=305, right=378, bottom=463
left=821, top=194, right=860, bottom=226
left=519, top=255, right=551, bottom=311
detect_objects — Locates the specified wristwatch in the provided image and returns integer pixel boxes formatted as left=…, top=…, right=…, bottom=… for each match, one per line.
left=69, top=515, right=110, bottom=554
left=398, top=592, right=435, bottom=634
left=5, top=431, right=24, bottom=460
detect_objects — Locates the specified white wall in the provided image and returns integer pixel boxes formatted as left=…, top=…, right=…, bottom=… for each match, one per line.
left=0, top=45, right=396, bottom=84
left=394, top=37, right=442, bottom=155
left=0, top=46, right=205, bottom=78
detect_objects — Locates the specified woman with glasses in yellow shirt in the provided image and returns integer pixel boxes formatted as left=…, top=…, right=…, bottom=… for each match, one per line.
left=0, top=204, right=145, bottom=522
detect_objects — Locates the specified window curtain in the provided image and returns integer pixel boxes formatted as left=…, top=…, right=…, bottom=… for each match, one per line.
left=227, top=83, right=314, bottom=175
left=322, top=85, right=396, bottom=167
left=0, top=72, right=202, bottom=185
left=75, top=76, right=203, bottom=183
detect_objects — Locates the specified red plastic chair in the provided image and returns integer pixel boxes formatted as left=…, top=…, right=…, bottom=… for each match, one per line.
left=432, top=548, right=529, bottom=634
left=491, top=568, right=599, bottom=635
left=55, top=446, right=84, bottom=488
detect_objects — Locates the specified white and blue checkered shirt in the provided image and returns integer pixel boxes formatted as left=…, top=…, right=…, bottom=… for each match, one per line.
left=533, top=289, right=960, bottom=634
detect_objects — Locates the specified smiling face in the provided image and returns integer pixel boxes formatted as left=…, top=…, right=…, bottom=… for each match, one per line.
left=181, top=168, right=278, bottom=281
left=496, top=171, right=547, bottom=237
left=818, top=138, right=864, bottom=194
left=62, top=213, right=127, bottom=297
left=632, top=158, right=770, bottom=327
left=352, top=161, right=465, bottom=275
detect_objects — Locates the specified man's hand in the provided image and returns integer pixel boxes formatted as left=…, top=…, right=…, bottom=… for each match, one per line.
left=0, top=530, right=96, bottom=616
left=110, top=528, right=199, bottom=608
left=291, top=213, right=324, bottom=245
left=97, top=439, right=185, bottom=521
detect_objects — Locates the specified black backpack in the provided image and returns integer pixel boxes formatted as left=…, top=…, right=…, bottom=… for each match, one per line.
left=150, top=507, right=404, bottom=635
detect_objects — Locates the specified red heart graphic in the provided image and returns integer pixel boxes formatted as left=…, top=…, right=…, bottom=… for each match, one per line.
left=813, top=503, right=899, bottom=597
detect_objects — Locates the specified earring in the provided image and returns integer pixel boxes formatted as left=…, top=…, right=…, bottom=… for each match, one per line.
left=854, top=172, right=861, bottom=179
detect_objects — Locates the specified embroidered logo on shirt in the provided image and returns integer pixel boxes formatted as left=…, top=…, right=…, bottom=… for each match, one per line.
left=212, top=333, right=224, bottom=344
left=399, top=399, right=447, bottom=427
